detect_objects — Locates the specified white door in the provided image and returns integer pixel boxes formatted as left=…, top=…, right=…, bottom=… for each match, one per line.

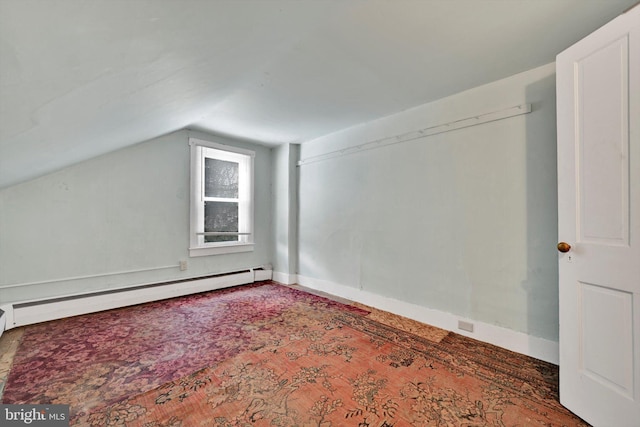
left=556, top=5, right=640, bottom=426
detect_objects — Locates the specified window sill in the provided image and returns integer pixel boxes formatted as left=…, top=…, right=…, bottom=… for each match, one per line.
left=189, top=243, right=255, bottom=257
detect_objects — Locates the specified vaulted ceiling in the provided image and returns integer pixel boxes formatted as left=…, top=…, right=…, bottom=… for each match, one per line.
left=0, top=0, right=636, bottom=188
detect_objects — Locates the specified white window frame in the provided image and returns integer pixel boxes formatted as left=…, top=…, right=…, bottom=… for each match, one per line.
left=189, top=137, right=255, bottom=257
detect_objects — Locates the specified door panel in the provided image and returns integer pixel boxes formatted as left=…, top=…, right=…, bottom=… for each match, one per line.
left=556, top=5, right=639, bottom=426
left=577, top=36, right=629, bottom=245
left=579, top=282, right=633, bottom=397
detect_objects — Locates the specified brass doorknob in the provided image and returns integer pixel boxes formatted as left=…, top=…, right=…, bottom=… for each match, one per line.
left=557, top=242, right=571, bottom=253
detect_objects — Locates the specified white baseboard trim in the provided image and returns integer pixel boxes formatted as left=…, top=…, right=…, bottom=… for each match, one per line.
left=296, top=274, right=559, bottom=365
left=4, top=269, right=272, bottom=331
left=272, top=271, right=297, bottom=285
left=0, top=306, right=7, bottom=339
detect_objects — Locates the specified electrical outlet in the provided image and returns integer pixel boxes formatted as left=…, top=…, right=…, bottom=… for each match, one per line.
left=179, top=260, right=188, bottom=271
left=458, top=320, right=474, bottom=333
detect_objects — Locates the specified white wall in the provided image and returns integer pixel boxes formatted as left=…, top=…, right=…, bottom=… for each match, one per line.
left=298, top=63, right=559, bottom=342
left=0, top=129, right=273, bottom=304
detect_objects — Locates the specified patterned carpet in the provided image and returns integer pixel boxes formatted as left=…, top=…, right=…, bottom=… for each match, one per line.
left=1, top=281, right=587, bottom=426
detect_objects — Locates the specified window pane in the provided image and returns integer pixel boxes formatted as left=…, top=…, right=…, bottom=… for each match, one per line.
left=204, top=201, right=238, bottom=242
left=204, top=158, right=238, bottom=198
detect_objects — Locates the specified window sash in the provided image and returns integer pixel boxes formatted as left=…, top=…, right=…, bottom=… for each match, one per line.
left=189, top=138, right=255, bottom=255
left=203, top=200, right=239, bottom=243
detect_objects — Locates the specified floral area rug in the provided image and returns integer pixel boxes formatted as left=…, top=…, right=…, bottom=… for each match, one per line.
left=1, top=282, right=367, bottom=421
left=3, top=281, right=587, bottom=426
left=77, top=311, right=589, bottom=427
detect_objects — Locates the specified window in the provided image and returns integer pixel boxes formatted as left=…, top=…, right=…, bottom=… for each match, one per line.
left=189, top=138, right=254, bottom=256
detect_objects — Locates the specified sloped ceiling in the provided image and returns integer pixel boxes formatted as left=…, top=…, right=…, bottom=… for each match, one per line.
left=0, top=0, right=636, bottom=188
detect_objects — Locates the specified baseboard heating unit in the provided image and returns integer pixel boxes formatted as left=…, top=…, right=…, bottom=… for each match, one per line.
left=1, top=267, right=272, bottom=331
